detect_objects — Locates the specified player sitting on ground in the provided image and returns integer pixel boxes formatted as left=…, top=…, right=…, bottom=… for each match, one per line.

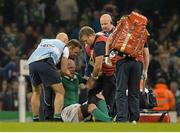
left=61, top=59, right=112, bottom=122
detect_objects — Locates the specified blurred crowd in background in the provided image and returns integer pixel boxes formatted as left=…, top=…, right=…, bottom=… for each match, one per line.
left=0, top=0, right=179, bottom=114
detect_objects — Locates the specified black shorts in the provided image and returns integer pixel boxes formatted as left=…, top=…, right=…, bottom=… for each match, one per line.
left=29, top=58, right=61, bottom=87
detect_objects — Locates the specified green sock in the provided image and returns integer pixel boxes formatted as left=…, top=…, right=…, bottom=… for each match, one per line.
left=92, top=108, right=112, bottom=122
left=33, top=115, right=39, bottom=121
left=97, top=100, right=109, bottom=115
left=53, top=113, right=61, bottom=119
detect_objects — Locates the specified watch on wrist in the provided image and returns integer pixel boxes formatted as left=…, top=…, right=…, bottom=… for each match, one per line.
left=104, top=54, right=109, bottom=57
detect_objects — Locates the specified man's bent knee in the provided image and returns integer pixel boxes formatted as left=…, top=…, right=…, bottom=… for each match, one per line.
left=32, top=85, right=41, bottom=94
left=88, top=104, right=97, bottom=113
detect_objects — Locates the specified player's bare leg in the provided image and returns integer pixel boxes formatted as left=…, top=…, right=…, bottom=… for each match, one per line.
left=31, top=85, right=41, bottom=121
left=51, top=83, right=65, bottom=120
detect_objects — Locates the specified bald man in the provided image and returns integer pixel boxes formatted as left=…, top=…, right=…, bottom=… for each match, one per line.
left=28, top=33, right=81, bottom=121
left=56, top=33, right=69, bottom=44
left=100, top=14, right=115, bottom=37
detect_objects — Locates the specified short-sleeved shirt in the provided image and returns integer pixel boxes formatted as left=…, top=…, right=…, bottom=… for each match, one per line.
left=91, top=36, right=106, bottom=57
left=62, top=72, right=83, bottom=108
left=28, top=39, right=68, bottom=65
left=93, top=42, right=105, bottom=57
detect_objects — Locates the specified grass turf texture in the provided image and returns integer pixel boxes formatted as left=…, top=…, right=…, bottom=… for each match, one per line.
left=0, top=123, right=180, bottom=132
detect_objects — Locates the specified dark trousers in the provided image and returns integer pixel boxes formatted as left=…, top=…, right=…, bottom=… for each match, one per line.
left=115, top=59, right=142, bottom=122
left=88, top=74, right=116, bottom=116
left=39, top=85, right=54, bottom=121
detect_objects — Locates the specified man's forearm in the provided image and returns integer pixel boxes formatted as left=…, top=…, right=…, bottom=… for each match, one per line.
left=143, top=48, right=150, bottom=72
left=92, top=64, right=102, bottom=78
left=105, top=35, right=113, bottom=56
left=91, top=56, right=104, bottom=78
left=105, top=42, right=110, bottom=56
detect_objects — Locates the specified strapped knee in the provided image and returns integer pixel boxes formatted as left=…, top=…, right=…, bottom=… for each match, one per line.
left=80, top=103, right=90, bottom=118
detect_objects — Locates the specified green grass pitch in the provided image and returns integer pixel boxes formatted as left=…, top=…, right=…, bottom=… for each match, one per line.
left=0, top=123, right=180, bottom=132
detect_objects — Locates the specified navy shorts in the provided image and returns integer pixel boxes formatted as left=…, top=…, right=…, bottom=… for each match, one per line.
left=29, top=58, right=61, bottom=87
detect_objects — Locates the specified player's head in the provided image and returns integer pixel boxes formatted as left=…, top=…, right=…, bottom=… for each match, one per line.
left=67, top=39, right=82, bottom=59
left=67, top=59, right=76, bottom=75
left=56, top=33, right=69, bottom=44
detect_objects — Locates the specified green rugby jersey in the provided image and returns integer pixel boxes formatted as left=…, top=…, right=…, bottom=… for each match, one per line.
left=62, top=72, right=83, bottom=108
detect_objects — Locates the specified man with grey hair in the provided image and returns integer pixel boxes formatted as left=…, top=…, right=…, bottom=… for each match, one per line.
left=100, top=14, right=115, bottom=37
